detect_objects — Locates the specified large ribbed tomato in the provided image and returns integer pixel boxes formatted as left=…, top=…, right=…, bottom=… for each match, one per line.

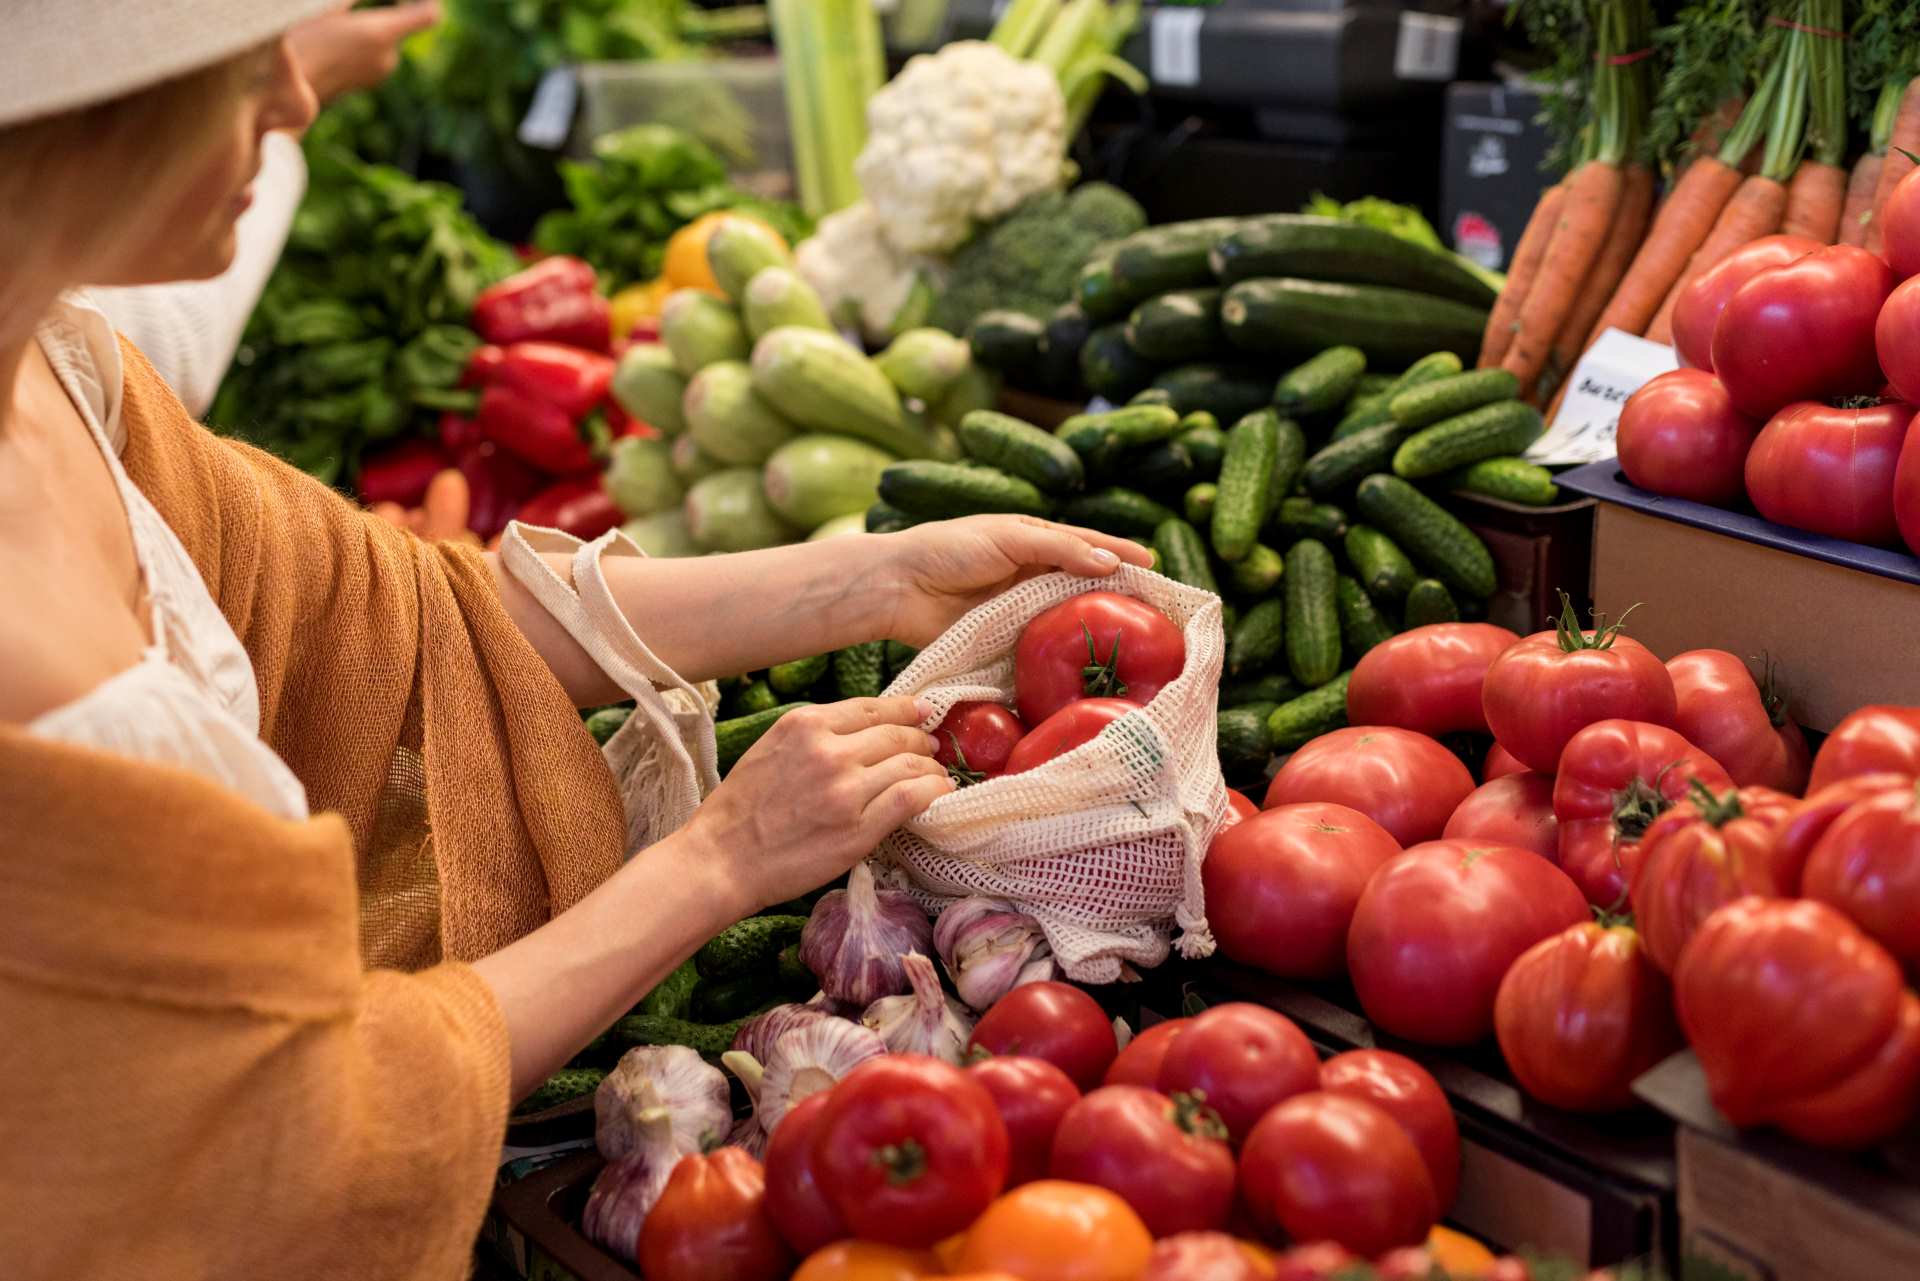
left=1771, top=772, right=1915, bottom=891
left=1808, top=705, right=1920, bottom=791
left=1262, top=727, right=1475, bottom=847
left=1666, top=650, right=1811, bottom=793
left=1345, top=623, right=1519, bottom=736
left=1712, top=246, right=1895, bottom=418
left=1672, top=234, right=1821, bottom=371
left=1629, top=782, right=1797, bottom=974
left=1744, top=399, right=1913, bottom=545
left=1801, top=780, right=1920, bottom=976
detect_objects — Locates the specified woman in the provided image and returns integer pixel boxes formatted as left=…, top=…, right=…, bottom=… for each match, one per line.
left=0, top=5, right=1147, bottom=1277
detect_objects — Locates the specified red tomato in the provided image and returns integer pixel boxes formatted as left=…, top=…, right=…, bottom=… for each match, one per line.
left=1014, top=591, right=1185, bottom=726
left=1238, top=1093, right=1438, bottom=1258
left=1318, top=1050, right=1461, bottom=1211
left=1894, top=395, right=1920, bottom=556
left=1772, top=773, right=1915, bottom=891
left=1202, top=802, right=1403, bottom=979
left=1887, top=165, right=1920, bottom=279
left=1480, top=602, right=1677, bottom=774
left=1049, top=1086, right=1237, bottom=1236
left=968, top=1057, right=1081, bottom=1188
left=1345, top=623, right=1521, bottom=736
left=1263, top=727, right=1476, bottom=847
left=1810, top=705, right=1920, bottom=791
left=1442, top=773, right=1558, bottom=861
left=1106, top=1019, right=1189, bottom=1088
left=1877, top=276, right=1920, bottom=406
left=1671, top=234, right=1822, bottom=371
left=1493, top=921, right=1684, bottom=1113
left=933, top=702, right=1026, bottom=782
left=1674, top=899, right=1909, bottom=1140
left=811, top=1055, right=1010, bottom=1247
left=638, top=1148, right=792, bottom=1281
left=1712, top=246, right=1895, bottom=418
left=1483, top=742, right=1528, bottom=782
left=1767, top=991, right=1920, bottom=1149
left=1156, top=1003, right=1320, bottom=1145
left=1224, top=789, right=1260, bottom=825
left=761, top=1093, right=847, bottom=1257
left=1666, top=650, right=1810, bottom=793
left=1629, top=783, right=1796, bottom=974
left=1001, top=697, right=1136, bottom=776
left=970, top=981, right=1118, bottom=1092
left=1346, top=840, right=1590, bottom=1045
left=1616, top=370, right=1762, bottom=506
left=1140, top=1233, right=1270, bottom=1281
left=1552, top=719, right=1735, bottom=908
left=1801, top=782, right=1920, bottom=975
left=1744, top=399, right=1913, bottom=545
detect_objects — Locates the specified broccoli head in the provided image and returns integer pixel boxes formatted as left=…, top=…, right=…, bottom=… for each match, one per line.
left=929, top=181, right=1147, bottom=336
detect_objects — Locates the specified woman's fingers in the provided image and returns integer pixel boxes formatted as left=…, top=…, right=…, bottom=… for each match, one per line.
left=813, top=695, right=933, bottom=732
left=862, top=770, right=957, bottom=835
left=841, top=723, right=940, bottom=765
left=1004, top=516, right=1152, bottom=574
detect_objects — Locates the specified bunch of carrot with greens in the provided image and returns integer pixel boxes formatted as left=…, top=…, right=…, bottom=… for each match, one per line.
left=1849, top=0, right=1920, bottom=249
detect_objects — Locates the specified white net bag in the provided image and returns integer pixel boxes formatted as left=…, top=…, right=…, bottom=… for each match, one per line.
left=876, top=564, right=1229, bottom=984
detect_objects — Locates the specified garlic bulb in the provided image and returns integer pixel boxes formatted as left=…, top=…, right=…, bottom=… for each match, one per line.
left=862, top=951, right=975, bottom=1063
left=753, top=1018, right=886, bottom=1135
left=582, top=1146, right=680, bottom=1264
left=727, top=1112, right=769, bottom=1160
left=934, top=895, right=1056, bottom=1011
left=594, top=1044, right=731, bottom=1163
left=729, top=1002, right=835, bottom=1067
left=799, top=860, right=935, bottom=1007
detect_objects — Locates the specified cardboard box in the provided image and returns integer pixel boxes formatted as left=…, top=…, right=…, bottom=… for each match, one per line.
left=1455, top=490, right=1597, bottom=635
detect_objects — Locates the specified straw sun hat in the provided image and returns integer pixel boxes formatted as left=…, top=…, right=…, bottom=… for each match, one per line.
left=0, top=0, right=341, bottom=128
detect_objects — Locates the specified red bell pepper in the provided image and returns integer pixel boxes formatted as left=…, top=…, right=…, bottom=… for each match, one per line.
left=358, top=439, right=452, bottom=509
left=440, top=411, right=483, bottom=453
left=477, top=382, right=597, bottom=475
left=462, top=344, right=507, bottom=388
left=606, top=399, right=657, bottom=440
left=496, top=342, right=615, bottom=420
left=455, top=442, right=543, bottom=541
left=472, top=256, right=611, bottom=352
left=516, top=475, right=624, bottom=540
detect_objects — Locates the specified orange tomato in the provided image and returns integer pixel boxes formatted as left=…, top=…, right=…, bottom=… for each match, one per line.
left=1237, top=1239, right=1278, bottom=1276
left=662, top=210, right=784, bottom=294
left=932, top=1233, right=970, bottom=1273
left=790, top=1240, right=937, bottom=1281
left=942, top=1274, right=1029, bottom=1281
left=957, top=1180, right=1154, bottom=1281
left=1425, top=1226, right=1498, bottom=1277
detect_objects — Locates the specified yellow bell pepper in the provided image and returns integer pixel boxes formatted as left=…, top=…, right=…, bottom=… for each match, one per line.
left=610, top=277, right=673, bottom=341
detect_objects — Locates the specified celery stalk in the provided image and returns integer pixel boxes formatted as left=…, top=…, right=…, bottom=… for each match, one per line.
left=991, top=0, right=1062, bottom=58
left=1032, top=0, right=1104, bottom=80
left=772, top=0, right=875, bottom=217
left=771, top=0, right=829, bottom=215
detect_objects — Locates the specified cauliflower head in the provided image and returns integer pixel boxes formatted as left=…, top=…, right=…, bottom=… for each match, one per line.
left=854, top=41, right=1067, bottom=256
left=795, top=202, right=944, bottom=346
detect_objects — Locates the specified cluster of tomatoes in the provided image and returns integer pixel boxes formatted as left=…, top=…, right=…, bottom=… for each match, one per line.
left=1617, top=161, right=1920, bottom=551
left=636, top=976, right=1574, bottom=1281
left=927, top=592, right=1186, bottom=782
left=1203, top=610, right=1920, bottom=1143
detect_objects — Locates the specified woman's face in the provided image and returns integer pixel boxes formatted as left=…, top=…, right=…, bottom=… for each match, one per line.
left=95, top=38, right=317, bottom=286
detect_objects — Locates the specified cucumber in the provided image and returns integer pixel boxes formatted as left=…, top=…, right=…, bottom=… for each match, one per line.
left=733, top=679, right=779, bottom=716
left=707, top=217, right=792, bottom=300
left=1389, top=369, right=1522, bottom=429
left=1184, top=482, right=1218, bottom=526
left=695, top=914, right=808, bottom=980
left=1077, top=254, right=1127, bottom=322
left=1267, top=672, right=1353, bottom=750
left=1344, top=525, right=1420, bottom=605
left=683, top=360, right=797, bottom=465
left=1229, top=598, right=1286, bottom=675
left=1355, top=474, right=1498, bottom=599
left=1270, top=413, right=1308, bottom=499
left=876, top=328, right=972, bottom=402
left=615, top=1013, right=747, bottom=1057
left=585, top=706, right=632, bottom=746
left=769, top=653, right=829, bottom=696
left=1221, top=600, right=1240, bottom=634
left=638, top=958, right=700, bottom=1018
left=752, top=327, right=940, bottom=459
left=1393, top=401, right=1545, bottom=480
left=1404, top=578, right=1462, bottom=626
left=716, top=702, right=811, bottom=774
left=1153, top=518, right=1219, bottom=594
left=865, top=500, right=914, bottom=533
left=1227, top=544, right=1285, bottom=597
left=1218, top=704, right=1278, bottom=777
left=1039, top=302, right=1093, bottom=397
left=1153, top=364, right=1276, bottom=424
left=777, top=944, right=811, bottom=991
left=514, top=1067, right=608, bottom=1115
left=1130, top=388, right=1176, bottom=407
left=1337, top=351, right=1466, bottom=438
left=694, top=974, right=770, bottom=1022
left=1335, top=574, right=1396, bottom=656
left=884, top=640, right=919, bottom=683
left=1222, top=278, right=1487, bottom=369
left=833, top=641, right=888, bottom=699
left=1355, top=373, right=1396, bottom=398
left=1079, top=323, right=1161, bottom=401
left=968, top=309, right=1046, bottom=380
left=1177, top=419, right=1226, bottom=479
left=1446, top=456, right=1561, bottom=506
left=1110, top=219, right=1241, bottom=302
left=1273, top=346, right=1367, bottom=417
left=1132, top=440, right=1197, bottom=493
left=880, top=460, right=1051, bottom=519
left=1056, top=404, right=1183, bottom=458
left=662, top=290, right=749, bottom=375
left=742, top=266, right=834, bottom=340
left=1208, top=217, right=1501, bottom=307
left=1220, top=673, right=1303, bottom=707
left=1212, top=409, right=1284, bottom=562
left=1271, top=497, right=1348, bottom=543
left=958, top=410, right=1086, bottom=493
left=1126, top=288, right=1223, bottom=362
left=1283, top=540, right=1341, bottom=687
left=611, top=343, right=690, bottom=436
left=1301, top=419, right=1414, bottom=497
left=1180, top=410, right=1221, bottom=433
left=1058, top=487, right=1179, bottom=538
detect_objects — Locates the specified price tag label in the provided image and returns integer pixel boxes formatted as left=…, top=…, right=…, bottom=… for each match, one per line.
left=1394, top=12, right=1462, bottom=82
left=1528, top=328, right=1679, bottom=465
left=1150, top=8, right=1205, bottom=88
left=519, top=66, right=579, bottom=150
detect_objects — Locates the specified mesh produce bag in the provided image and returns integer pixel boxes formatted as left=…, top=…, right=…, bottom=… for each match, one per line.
left=876, top=565, right=1229, bottom=983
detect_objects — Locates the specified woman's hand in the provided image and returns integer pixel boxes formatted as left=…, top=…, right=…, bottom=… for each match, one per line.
left=884, top=515, right=1154, bottom=648
left=682, top=697, right=951, bottom=914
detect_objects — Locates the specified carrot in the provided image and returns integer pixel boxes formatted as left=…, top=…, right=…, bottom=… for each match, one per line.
left=1546, top=164, right=1655, bottom=394
left=1585, top=158, right=1743, bottom=346
left=1685, top=97, right=1747, bottom=171
left=1867, top=78, right=1920, bottom=254
left=1500, top=161, right=1626, bottom=397
left=1645, top=174, right=1788, bottom=344
left=1780, top=160, right=1848, bottom=242
left=1479, top=184, right=1566, bottom=369
left=1840, top=151, right=1884, bottom=246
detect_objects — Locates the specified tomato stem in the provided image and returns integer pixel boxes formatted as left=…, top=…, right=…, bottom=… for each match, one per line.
left=873, top=1138, right=929, bottom=1186
left=1080, top=621, right=1129, bottom=699
left=1688, top=776, right=1744, bottom=827
left=1609, top=774, right=1671, bottom=842
left=1550, top=589, right=1641, bottom=653
left=1751, top=651, right=1792, bottom=728
left=1167, top=1090, right=1231, bottom=1142
left=945, top=735, right=988, bottom=788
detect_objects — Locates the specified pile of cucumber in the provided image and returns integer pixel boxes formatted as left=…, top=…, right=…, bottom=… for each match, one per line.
left=705, top=640, right=922, bottom=773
